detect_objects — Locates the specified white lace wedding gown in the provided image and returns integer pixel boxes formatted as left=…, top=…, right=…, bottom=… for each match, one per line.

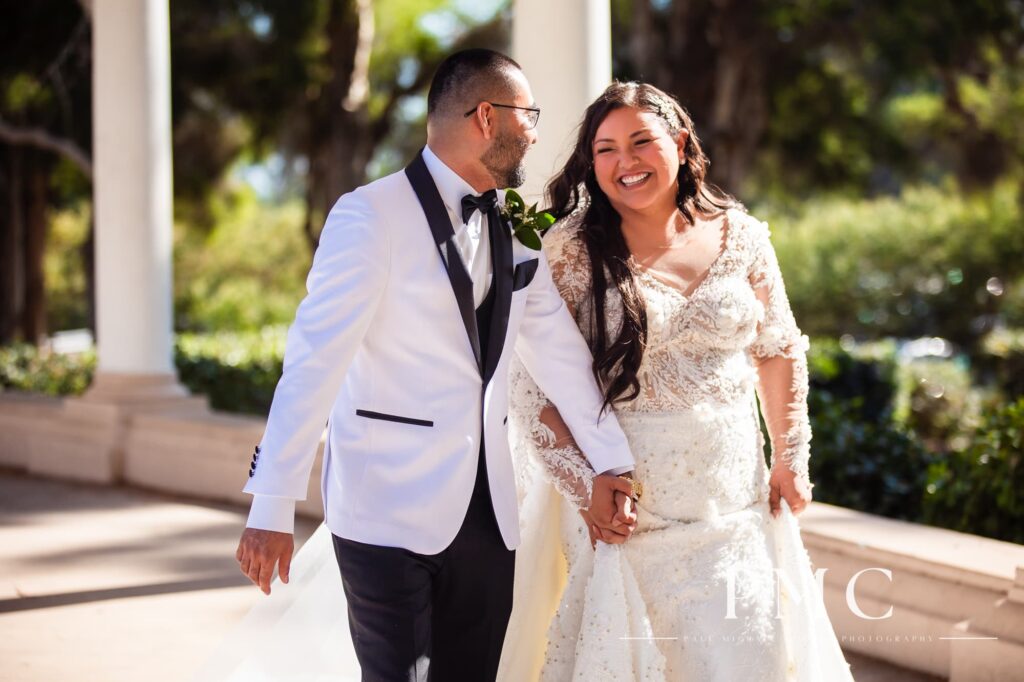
left=498, top=208, right=854, bottom=681
left=191, top=208, right=853, bottom=682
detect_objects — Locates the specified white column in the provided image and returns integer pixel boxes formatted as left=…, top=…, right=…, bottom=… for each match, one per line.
left=513, top=0, right=611, bottom=203
left=91, top=0, right=178, bottom=384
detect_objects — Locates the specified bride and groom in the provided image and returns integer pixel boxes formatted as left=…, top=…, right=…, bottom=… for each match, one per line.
left=232, top=48, right=854, bottom=681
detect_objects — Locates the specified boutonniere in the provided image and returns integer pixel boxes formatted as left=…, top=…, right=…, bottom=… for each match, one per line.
left=501, top=189, right=555, bottom=250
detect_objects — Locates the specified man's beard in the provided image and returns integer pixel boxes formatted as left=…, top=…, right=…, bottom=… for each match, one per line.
left=481, top=129, right=529, bottom=188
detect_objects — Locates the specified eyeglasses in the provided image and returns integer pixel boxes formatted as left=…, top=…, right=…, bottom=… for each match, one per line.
left=464, top=102, right=541, bottom=129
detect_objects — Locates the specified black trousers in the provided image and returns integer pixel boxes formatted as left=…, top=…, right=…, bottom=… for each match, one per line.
left=332, top=447, right=516, bottom=682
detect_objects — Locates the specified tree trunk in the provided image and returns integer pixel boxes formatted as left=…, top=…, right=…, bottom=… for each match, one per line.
left=80, top=211, right=96, bottom=335
left=0, top=148, right=25, bottom=344
left=622, top=0, right=771, bottom=193
left=298, top=0, right=504, bottom=253
left=303, top=0, right=376, bottom=252
left=0, top=148, right=51, bottom=344
left=705, top=0, right=769, bottom=191
left=22, top=156, right=50, bottom=343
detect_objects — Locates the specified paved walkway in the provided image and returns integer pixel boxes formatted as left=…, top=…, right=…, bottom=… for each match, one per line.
left=0, top=468, right=942, bottom=681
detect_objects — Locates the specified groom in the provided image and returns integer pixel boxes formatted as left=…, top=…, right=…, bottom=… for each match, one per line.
left=236, top=49, right=637, bottom=681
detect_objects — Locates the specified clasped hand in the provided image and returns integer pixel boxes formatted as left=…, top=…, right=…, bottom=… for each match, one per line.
left=580, top=473, right=638, bottom=548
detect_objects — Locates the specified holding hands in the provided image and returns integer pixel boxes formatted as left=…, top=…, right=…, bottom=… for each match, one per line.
left=580, top=473, right=639, bottom=548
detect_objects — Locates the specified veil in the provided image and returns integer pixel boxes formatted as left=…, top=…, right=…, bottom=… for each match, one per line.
left=189, top=523, right=360, bottom=681
left=190, top=478, right=563, bottom=682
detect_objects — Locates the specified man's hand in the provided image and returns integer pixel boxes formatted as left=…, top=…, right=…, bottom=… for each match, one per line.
left=588, top=473, right=637, bottom=538
left=580, top=488, right=639, bottom=548
left=236, top=528, right=294, bottom=595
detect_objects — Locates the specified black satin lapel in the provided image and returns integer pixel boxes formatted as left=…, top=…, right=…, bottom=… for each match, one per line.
left=483, top=205, right=514, bottom=384
left=404, top=150, right=482, bottom=373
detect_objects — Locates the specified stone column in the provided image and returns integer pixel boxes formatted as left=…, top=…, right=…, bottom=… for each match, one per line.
left=512, top=0, right=612, bottom=204
left=32, top=0, right=206, bottom=484
left=91, top=0, right=177, bottom=388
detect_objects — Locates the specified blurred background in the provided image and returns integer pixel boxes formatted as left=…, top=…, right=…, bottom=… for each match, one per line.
left=1, top=2, right=1023, bottom=680
left=3, top=0, right=1021, bottom=541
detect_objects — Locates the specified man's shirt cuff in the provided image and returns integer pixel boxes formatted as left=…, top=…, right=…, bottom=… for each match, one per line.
left=246, top=495, right=296, bottom=534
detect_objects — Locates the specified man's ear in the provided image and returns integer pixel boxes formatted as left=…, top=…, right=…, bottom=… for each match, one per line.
left=475, top=102, right=496, bottom=141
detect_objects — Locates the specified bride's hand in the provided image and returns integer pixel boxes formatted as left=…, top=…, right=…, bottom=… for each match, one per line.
left=579, top=508, right=631, bottom=548
left=768, top=464, right=812, bottom=517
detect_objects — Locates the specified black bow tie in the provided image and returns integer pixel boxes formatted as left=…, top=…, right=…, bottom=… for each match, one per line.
left=460, top=189, right=499, bottom=224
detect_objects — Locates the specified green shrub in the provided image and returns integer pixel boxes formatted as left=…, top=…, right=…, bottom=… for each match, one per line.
left=894, top=358, right=985, bottom=453
left=807, top=391, right=936, bottom=520
left=758, top=181, right=1024, bottom=350
left=807, top=337, right=898, bottom=423
left=0, top=344, right=95, bottom=395
left=173, top=191, right=311, bottom=332
left=4, top=331, right=1023, bottom=544
left=775, top=338, right=935, bottom=519
left=923, top=397, right=1024, bottom=544
left=0, top=329, right=287, bottom=415
left=975, top=328, right=1024, bottom=398
left=174, top=326, right=286, bottom=415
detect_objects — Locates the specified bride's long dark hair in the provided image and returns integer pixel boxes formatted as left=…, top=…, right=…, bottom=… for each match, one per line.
left=546, top=81, right=739, bottom=412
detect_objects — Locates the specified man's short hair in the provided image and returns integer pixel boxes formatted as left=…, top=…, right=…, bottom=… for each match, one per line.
left=427, top=49, right=523, bottom=121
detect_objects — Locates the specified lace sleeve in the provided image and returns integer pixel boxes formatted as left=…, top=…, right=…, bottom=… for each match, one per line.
left=545, top=218, right=593, bottom=322
left=507, top=219, right=598, bottom=509
left=508, top=363, right=595, bottom=509
left=745, top=216, right=813, bottom=490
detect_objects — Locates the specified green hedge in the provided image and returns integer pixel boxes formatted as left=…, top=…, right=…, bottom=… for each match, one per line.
left=0, top=328, right=287, bottom=416
left=806, top=391, right=935, bottom=521
left=174, top=327, right=287, bottom=415
left=759, top=181, right=1024, bottom=351
left=975, top=328, right=1024, bottom=398
left=0, top=344, right=95, bottom=396
left=804, top=338, right=936, bottom=520
left=923, top=398, right=1024, bottom=543
left=3, top=332, right=1023, bottom=543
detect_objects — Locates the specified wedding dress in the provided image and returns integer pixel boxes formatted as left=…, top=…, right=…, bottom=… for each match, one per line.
left=191, top=207, right=853, bottom=682
left=498, top=207, right=854, bottom=681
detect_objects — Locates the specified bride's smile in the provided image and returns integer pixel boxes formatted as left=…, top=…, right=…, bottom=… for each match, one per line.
left=592, top=106, right=690, bottom=214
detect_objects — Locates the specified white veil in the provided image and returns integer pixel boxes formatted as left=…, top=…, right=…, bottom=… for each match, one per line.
left=189, top=523, right=360, bottom=681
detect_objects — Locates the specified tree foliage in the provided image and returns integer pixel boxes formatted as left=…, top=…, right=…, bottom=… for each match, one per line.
left=612, top=0, right=1024, bottom=196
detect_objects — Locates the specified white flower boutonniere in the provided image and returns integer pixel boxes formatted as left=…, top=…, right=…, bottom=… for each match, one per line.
left=501, top=189, right=555, bottom=250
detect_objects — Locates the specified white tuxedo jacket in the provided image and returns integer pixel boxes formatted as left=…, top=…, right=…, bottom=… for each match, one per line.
left=243, top=149, right=634, bottom=554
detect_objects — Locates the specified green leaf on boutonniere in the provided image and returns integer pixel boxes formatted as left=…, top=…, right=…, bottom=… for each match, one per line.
left=501, top=189, right=556, bottom=251
left=514, top=225, right=543, bottom=250
left=505, top=188, right=526, bottom=212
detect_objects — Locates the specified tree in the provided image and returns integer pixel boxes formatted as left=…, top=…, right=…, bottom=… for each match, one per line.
left=612, top=0, right=1024, bottom=197
left=168, top=0, right=507, bottom=250
left=0, top=0, right=508, bottom=341
left=0, top=1, right=92, bottom=344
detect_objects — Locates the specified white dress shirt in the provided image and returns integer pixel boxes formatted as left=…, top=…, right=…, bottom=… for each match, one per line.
left=421, top=145, right=493, bottom=306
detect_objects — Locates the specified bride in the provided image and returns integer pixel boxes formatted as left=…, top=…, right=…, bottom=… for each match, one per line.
left=499, top=81, right=854, bottom=681
left=193, top=82, right=853, bottom=682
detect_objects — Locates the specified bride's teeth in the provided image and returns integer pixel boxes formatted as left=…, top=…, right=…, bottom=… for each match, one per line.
left=621, top=173, right=650, bottom=186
